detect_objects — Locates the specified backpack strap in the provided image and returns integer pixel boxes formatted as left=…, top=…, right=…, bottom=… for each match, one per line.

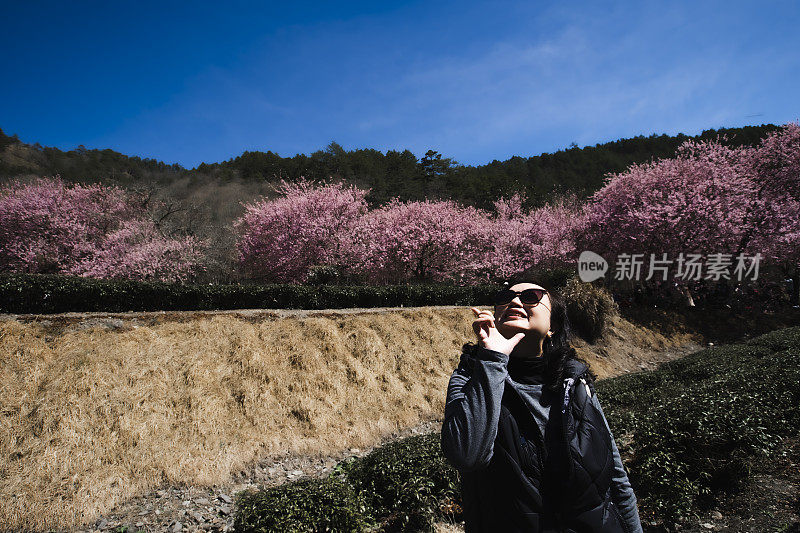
left=561, top=377, right=575, bottom=414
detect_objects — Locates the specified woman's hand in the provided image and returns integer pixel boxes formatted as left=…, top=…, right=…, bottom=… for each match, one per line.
left=470, top=307, right=526, bottom=356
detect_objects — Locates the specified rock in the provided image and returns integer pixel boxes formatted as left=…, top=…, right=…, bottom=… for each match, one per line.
left=97, top=518, right=108, bottom=529
left=172, top=521, right=183, bottom=532
left=711, top=510, right=723, bottom=519
left=138, top=510, right=149, bottom=515
left=135, top=522, right=144, bottom=527
left=191, top=511, right=205, bottom=522
left=218, top=504, right=231, bottom=516
left=218, top=493, right=233, bottom=504
left=155, top=509, right=161, bottom=515
left=196, top=497, right=211, bottom=506
left=701, top=523, right=714, bottom=529
left=183, top=500, right=192, bottom=506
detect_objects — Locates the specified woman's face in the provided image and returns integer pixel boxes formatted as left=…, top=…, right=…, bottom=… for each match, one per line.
left=494, top=282, right=553, bottom=340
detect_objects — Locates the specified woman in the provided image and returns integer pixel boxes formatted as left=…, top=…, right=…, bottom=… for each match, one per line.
left=440, top=280, right=643, bottom=533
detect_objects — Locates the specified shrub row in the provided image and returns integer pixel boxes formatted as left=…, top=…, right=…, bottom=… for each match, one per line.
left=0, top=272, right=502, bottom=314
left=232, top=326, right=800, bottom=531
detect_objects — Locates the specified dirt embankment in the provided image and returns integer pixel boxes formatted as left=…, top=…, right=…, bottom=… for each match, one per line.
left=0, top=305, right=703, bottom=532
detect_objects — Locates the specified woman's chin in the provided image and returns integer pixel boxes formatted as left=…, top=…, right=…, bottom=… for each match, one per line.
left=498, top=321, right=528, bottom=335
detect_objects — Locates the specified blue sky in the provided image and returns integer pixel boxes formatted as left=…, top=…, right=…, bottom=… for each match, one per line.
left=1, top=0, right=799, bottom=169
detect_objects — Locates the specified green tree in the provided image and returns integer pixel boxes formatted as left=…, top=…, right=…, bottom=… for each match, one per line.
left=418, top=149, right=458, bottom=200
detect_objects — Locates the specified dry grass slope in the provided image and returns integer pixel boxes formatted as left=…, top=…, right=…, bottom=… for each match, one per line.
left=0, top=306, right=700, bottom=531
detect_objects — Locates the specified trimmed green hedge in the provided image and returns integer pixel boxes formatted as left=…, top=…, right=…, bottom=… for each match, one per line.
left=0, top=272, right=502, bottom=314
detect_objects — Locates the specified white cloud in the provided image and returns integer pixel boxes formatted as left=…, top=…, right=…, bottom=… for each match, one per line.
left=357, top=12, right=764, bottom=162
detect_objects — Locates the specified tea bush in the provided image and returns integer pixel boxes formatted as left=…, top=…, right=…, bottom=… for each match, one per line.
left=744, top=325, right=800, bottom=353
left=338, top=433, right=461, bottom=532
left=596, top=326, right=800, bottom=524
left=233, top=475, right=373, bottom=532
left=232, top=434, right=461, bottom=532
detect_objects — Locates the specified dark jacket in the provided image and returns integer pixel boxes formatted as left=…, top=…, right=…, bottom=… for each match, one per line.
left=441, top=345, right=642, bottom=533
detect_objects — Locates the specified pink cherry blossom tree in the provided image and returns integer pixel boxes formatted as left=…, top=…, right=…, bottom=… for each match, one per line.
left=481, top=192, right=534, bottom=281
left=65, top=218, right=207, bottom=283
left=479, top=191, right=585, bottom=282
left=233, top=179, right=588, bottom=286
left=233, top=177, right=370, bottom=283
left=0, top=175, right=206, bottom=282
left=337, top=197, right=493, bottom=284
left=576, top=122, right=800, bottom=305
left=752, top=122, right=800, bottom=202
left=577, top=139, right=756, bottom=261
left=0, top=176, right=136, bottom=273
left=748, top=123, right=800, bottom=304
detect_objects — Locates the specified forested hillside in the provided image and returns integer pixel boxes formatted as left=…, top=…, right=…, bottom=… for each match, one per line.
left=0, top=124, right=780, bottom=210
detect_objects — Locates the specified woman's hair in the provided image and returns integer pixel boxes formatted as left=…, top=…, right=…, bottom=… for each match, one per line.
left=536, top=281, right=597, bottom=394
left=463, top=278, right=596, bottom=394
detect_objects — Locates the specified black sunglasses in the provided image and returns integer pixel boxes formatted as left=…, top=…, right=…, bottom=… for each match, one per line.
left=492, top=288, right=548, bottom=306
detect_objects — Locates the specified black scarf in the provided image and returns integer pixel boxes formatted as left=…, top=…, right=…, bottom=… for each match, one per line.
left=507, top=355, right=547, bottom=385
